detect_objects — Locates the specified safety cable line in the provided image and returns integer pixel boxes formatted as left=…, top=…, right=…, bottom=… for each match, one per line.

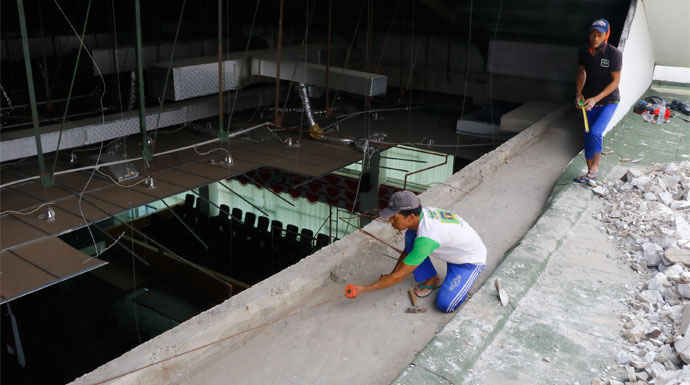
left=151, top=0, right=188, bottom=152
left=51, top=0, right=107, bottom=176
left=456, top=0, right=474, bottom=159
left=225, top=0, right=262, bottom=135
left=111, top=0, right=124, bottom=117
left=51, top=0, right=94, bottom=175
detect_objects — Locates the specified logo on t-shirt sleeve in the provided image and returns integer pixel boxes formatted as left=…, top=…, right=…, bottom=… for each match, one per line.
left=600, top=58, right=610, bottom=68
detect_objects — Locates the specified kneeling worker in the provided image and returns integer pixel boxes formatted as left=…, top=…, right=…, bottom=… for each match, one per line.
left=345, top=191, right=486, bottom=313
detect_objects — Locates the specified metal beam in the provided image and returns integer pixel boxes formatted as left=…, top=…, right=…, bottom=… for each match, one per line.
left=251, top=58, right=387, bottom=97
left=16, top=0, right=52, bottom=186
left=134, top=0, right=152, bottom=162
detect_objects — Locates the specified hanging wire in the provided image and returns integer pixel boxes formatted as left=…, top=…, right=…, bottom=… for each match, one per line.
left=150, top=0, right=188, bottom=152
left=111, top=0, right=124, bottom=117
left=455, top=0, right=474, bottom=159
left=51, top=0, right=107, bottom=175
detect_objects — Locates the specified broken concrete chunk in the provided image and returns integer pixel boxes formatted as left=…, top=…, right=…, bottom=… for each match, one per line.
left=648, top=361, right=666, bottom=378
left=593, top=186, right=609, bottom=197
left=617, top=351, right=635, bottom=365
left=679, top=284, right=690, bottom=299
left=626, top=365, right=636, bottom=381
left=648, top=273, right=671, bottom=291
left=644, top=192, right=659, bottom=201
left=677, top=215, right=690, bottom=240
left=608, top=380, right=624, bottom=385
left=638, top=290, right=664, bottom=305
left=671, top=201, right=690, bottom=210
left=665, top=264, right=686, bottom=281
left=674, top=335, right=690, bottom=364
left=644, top=243, right=664, bottom=267
left=680, top=305, right=690, bottom=337
left=633, top=176, right=652, bottom=190
left=660, top=191, right=674, bottom=206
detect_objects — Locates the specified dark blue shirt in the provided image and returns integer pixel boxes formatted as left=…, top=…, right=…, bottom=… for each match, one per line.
left=578, top=43, right=622, bottom=105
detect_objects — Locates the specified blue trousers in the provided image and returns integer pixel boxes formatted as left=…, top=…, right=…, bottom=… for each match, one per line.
left=584, top=103, right=617, bottom=160
left=405, top=230, right=485, bottom=313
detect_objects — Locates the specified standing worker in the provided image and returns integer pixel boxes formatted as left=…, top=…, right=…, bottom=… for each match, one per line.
left=345, top=191, right=486, bottom=313
left=574, top=18, right=622, bottom=184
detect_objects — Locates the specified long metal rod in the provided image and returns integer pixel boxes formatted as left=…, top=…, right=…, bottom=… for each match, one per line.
left=134, top=0, right=151, bottom=162
left=403, top=153, right=449, bottom=190
left=0, top=94, right=93, bottom=112
left=339, top=217, right=402, bottom=255
left=217, top=180, right=269, bottom=217
left=274, top=0, right=285, bottom=127
left=16, top=0, right=51, bottom=186
left=242, top=173, right=295, bottom=207
left=159, top=197, right=208, bottom=250
left=217, top=0, right=227, bottom=142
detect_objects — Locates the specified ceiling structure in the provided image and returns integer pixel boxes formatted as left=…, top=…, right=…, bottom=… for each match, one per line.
left=0, top=0, right=633, bottom=304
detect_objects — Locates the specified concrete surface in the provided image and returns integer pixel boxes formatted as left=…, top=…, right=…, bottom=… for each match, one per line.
left=69, top=101, right=583, bottom=385
left=393, top=89, right=689, bottom=384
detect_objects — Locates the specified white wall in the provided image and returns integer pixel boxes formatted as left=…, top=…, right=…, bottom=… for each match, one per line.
left=654, top=65, right=690, bottom=83
left=604, top=0, right=656, bottom=135
left=642, top=0, right=690, bottom=68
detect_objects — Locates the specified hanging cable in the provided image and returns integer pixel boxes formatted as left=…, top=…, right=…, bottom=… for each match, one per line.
left=51, top=0, right=107, bottom=175
left=456, top=0, right=474, bottom=159
left=151, top=0, right=188, bottom=152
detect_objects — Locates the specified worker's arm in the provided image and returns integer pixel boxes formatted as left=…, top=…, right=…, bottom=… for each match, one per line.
left=390, top=251, right=408, bottom=274
left=575, top=65, right=586, bottom=107
left=583, top=71, right=620, bottom=110
left=357, top=263, right=417, bottom=295
left=347, top=237, right=439, bottom=298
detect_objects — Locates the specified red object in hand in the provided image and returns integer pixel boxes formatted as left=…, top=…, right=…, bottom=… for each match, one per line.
left=345, top=284, right=358, bottom=298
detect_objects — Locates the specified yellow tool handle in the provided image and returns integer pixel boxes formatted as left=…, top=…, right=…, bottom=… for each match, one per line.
left=579, top=103, right=590, bottom=133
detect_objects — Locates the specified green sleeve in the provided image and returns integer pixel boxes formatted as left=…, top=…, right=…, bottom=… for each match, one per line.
left=403, top=237, right=440, bottom=266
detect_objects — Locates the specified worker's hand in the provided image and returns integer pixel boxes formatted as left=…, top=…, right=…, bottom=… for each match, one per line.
left=575, top=94, right=585, bottom=109
left=583, top=97, right=598, bottom=111
left=345, top=284, right=361, bottom=299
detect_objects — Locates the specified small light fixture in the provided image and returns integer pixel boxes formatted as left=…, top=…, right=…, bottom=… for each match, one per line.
left=69, top=152, right=78, bottom=165
left=146, top=176, right=156, bottom=189
left=287, top=137, right=301, bottom=148
left=39, top=207, right=56, bottom=223
left=224, top=154, right=234, bottom=167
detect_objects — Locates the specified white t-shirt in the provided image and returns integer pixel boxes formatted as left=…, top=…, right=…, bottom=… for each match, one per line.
left=403, top=207, right=487, bottom=266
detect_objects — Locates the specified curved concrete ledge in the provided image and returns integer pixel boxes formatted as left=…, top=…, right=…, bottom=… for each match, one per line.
left=69, top=104, right=572, bottom=385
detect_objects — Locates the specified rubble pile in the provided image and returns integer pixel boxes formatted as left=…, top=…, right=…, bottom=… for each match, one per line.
left=593, top=162, right=690, bottom=385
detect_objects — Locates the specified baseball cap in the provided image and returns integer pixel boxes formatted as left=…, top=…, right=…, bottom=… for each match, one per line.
left=590, top=19, right=610, bottom=34
left=379, top=191, right=421, bottom=218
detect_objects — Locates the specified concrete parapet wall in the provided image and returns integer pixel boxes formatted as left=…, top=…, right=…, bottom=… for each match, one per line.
left=69, top=103, right=569, bottom=385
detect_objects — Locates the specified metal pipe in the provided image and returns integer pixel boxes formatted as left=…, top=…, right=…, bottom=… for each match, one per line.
left=159, top=197, right=208, bottom=250
left=402, top=152, right=448, bottom=190
left=16, top=0, right=52, bottom=186
left=217, top=181, right=269, bottom=217
left=296, top=83, right=319, bottom=133
left=242, top=174, right=295, bottom=207
left=217, top=0, right=227, bottom=142
left=134, top=0, right=151, bottom=162
left=339, top=217, right=402, bottom=255
left=274, top=0, right=285, bottom=127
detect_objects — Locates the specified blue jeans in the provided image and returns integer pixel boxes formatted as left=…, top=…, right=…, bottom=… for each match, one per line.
left=584, top=103, right=617, bottom=160
left=405, top=230, right=485, bottom=313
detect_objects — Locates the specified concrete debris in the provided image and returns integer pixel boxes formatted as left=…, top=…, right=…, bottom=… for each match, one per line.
left=675, top=335, right=690, bottom=364
left=593, top=163, right=690, bottom=385
left=678, top=284, right=690, bottom=299
left=593, top=186, right=609, bottom=197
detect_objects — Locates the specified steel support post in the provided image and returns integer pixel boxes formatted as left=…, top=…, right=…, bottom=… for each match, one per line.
left=17, top=0, right=52, bottom=186
left=134, top=0, right=152, bottom=162
left=217, top=0, right=228, bottom=142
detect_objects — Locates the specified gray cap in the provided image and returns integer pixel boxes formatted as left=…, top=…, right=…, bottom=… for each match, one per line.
left=379, top=191, right=421, bottom=218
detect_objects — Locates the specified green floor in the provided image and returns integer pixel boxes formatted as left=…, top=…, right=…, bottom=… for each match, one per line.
left=555, top=86, right=690, bottom=195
